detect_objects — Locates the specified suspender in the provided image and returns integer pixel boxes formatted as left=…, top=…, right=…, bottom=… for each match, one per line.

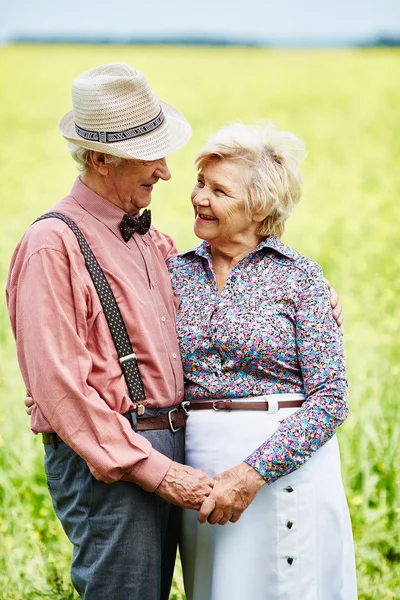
left=34, top=212, right=146, bottom=405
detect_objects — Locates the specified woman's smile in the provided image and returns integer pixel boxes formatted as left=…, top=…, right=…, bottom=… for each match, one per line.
left=197, top=212, right=218, bottom=222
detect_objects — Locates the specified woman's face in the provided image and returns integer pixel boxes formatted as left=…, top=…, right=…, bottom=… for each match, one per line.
left=191, top=160, right=260, bottom=248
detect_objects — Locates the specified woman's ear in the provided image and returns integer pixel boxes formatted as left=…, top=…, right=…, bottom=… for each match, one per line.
left=252, top=209, right=268, bottom=223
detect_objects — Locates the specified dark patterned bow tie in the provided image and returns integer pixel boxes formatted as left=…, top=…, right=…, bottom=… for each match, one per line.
left=120, top=209, right=151, bottom=241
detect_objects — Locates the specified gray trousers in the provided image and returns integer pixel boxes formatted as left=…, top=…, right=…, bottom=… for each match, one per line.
left=44, top=412, right=185, bottom=600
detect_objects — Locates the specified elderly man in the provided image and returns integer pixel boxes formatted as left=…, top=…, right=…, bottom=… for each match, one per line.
left=6, top=62, right=213, bottom=600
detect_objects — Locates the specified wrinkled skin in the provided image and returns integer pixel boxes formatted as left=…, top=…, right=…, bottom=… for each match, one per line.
left=155, top=462, right=214, bottom=510
left=198, top=463, right=265, bottom=525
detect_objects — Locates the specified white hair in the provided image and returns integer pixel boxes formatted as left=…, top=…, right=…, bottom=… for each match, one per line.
left=67, top=143, right=125, bottom=172
left=195, top=122, right=307, bottom=237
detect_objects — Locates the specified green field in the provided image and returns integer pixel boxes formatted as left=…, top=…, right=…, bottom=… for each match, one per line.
left=0, top=44, right=399, bottom=599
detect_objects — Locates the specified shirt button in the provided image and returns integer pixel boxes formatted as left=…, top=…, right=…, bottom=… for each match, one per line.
left=152, top=281, right=156, bottom=287
left=172, top=353, right=177, bottom=359
left=161, top=316, right=166, bottom=322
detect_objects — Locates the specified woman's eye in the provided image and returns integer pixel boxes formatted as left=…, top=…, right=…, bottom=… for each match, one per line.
left=215, top=189, right=225, bottom=195
left=197, top=180, right=204, bottom=188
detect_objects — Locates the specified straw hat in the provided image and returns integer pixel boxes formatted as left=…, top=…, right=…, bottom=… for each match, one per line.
left=59, top=62, right=192, bottom=161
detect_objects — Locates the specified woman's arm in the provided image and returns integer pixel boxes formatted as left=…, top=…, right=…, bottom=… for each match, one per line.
left=244, top=263, right=348, bottom=483
left=199, top=264, right=347, bottom=524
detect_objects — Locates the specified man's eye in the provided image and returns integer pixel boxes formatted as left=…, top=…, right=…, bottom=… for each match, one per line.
left=215, top=189, right=225, bottom=195
left=197, top=180, right=204, bottom=187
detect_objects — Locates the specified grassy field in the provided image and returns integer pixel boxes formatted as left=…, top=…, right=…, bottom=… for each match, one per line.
left=0, top=44, right=399, bottom=599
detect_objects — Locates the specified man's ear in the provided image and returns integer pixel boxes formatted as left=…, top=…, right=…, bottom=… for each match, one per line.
left=90, top=151, right=109, bottom=175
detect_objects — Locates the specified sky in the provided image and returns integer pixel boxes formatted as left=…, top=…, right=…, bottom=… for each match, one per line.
left=1, top=0, right=400, bottom=44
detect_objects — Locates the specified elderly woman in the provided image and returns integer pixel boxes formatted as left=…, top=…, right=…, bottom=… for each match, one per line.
left=166, top=122, right=357, bottom=600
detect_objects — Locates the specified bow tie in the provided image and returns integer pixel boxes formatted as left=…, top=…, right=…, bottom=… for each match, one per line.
left=120, top=209, right=151, bottom=242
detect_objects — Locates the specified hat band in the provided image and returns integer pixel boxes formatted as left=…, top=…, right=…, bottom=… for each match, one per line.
left=74, top=108, right=165, bottom=143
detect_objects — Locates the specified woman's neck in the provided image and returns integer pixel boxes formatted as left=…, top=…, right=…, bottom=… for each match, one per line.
left=210, top=237, right=264, bottom=294
left=210, top=237, right=263, bottom=270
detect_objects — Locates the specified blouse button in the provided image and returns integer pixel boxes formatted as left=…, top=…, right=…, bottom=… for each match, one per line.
left=161, top=316, right=166, bottom=322
left=286, top=521, right=293, bottom=529
left=172, top=353, right=177, bottom=359
left=287, top=557, right=294, bottom=565
left=283, top=486, right=294, bottom=493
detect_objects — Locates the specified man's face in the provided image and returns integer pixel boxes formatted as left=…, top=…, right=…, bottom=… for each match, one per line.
left=105, top=157, right=171, bottom=214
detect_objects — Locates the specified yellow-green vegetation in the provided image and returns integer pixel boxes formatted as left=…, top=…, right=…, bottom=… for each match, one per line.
left=0, top=44, right=399, bottom=599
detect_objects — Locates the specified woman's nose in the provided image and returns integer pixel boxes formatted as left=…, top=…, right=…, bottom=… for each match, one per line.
left=154, top=158, right=171, bottom=181
left=193, top=188, right=210, bottom=206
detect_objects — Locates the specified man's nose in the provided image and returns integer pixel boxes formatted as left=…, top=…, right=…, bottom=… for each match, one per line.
left=154, top=158, right=171, bottom=181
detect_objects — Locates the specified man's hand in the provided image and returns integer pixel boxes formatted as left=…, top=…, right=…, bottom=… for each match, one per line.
left=198, top=463, right=265, bottom=526
left=155, top=461, right=214, bottom=510
left=326, top=279, right=343, bottom=327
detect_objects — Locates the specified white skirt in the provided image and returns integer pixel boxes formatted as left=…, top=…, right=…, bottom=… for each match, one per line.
left=181, top=394, right=358, bottom=600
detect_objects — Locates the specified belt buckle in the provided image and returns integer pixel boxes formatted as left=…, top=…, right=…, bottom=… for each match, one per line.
left=213, top=399, right=232, bottom=411
left=181, top=400, right=191, bottom=417
left=266, top=396, right=279, bottom=414
left=168, top=407, right=182, bottom=433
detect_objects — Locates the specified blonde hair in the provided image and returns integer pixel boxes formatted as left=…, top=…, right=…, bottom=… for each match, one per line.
left=67, top=143, right=125, bottom=172
left=195, top=122, right=307, bottom=237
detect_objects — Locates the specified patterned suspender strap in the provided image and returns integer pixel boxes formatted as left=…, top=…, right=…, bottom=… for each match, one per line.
left=34, top=212, right=146, bottom=403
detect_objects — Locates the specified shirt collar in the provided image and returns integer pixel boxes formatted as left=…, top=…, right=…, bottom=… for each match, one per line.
left=183, top=233, right=296, bottom=261
left=70, top=178, right=129, bottom=242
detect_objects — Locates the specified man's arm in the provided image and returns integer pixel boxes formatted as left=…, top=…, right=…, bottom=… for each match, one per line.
left=10, top=245, right=214, bottom=504
left=24, top=393, right=214, bottom=508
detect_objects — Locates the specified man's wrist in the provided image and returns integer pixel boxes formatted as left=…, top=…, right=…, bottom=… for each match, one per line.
left=128, top=450, right=172, bottom=493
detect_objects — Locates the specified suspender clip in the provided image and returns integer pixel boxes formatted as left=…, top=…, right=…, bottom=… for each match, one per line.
left=119, top=353, right=136, bottom=364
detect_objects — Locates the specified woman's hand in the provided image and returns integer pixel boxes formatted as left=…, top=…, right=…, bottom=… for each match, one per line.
left=198, top=463, right=266, bottom=526
left=24, top=392, right=35, bottom=415
left=326, top=279, right=343, bottom=327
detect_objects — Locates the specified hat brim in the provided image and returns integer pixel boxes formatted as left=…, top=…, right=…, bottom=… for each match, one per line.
left=59, top=99, right=192, bottom=161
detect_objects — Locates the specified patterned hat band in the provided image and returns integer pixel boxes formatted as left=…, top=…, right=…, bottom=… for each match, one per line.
left=74, top=108, right=165, bottom=143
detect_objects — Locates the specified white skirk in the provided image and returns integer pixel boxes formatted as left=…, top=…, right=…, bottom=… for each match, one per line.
left=181, top=394, right=358, bottom=600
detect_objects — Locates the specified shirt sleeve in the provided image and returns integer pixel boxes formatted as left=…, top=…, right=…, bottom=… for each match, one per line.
left=149, top=227, right=178, bottom=260
left=244, top=264, right=348, bottom=484
left=9, top=246, right=171, bottom=491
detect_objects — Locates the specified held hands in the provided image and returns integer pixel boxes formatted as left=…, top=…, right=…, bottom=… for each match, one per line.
left=198, top=463, right=266, bottom=526
left=27, top=383, right=259, bottom=521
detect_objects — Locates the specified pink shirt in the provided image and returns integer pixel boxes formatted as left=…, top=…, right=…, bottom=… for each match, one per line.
left=6, top=178, right=183, bottom=492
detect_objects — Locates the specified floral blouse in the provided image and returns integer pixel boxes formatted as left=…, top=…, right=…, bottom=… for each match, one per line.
left=166, top=234, right=348, bottom=484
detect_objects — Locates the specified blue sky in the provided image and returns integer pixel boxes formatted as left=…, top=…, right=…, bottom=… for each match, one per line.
left=2, top=0, right=400, bottom=44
